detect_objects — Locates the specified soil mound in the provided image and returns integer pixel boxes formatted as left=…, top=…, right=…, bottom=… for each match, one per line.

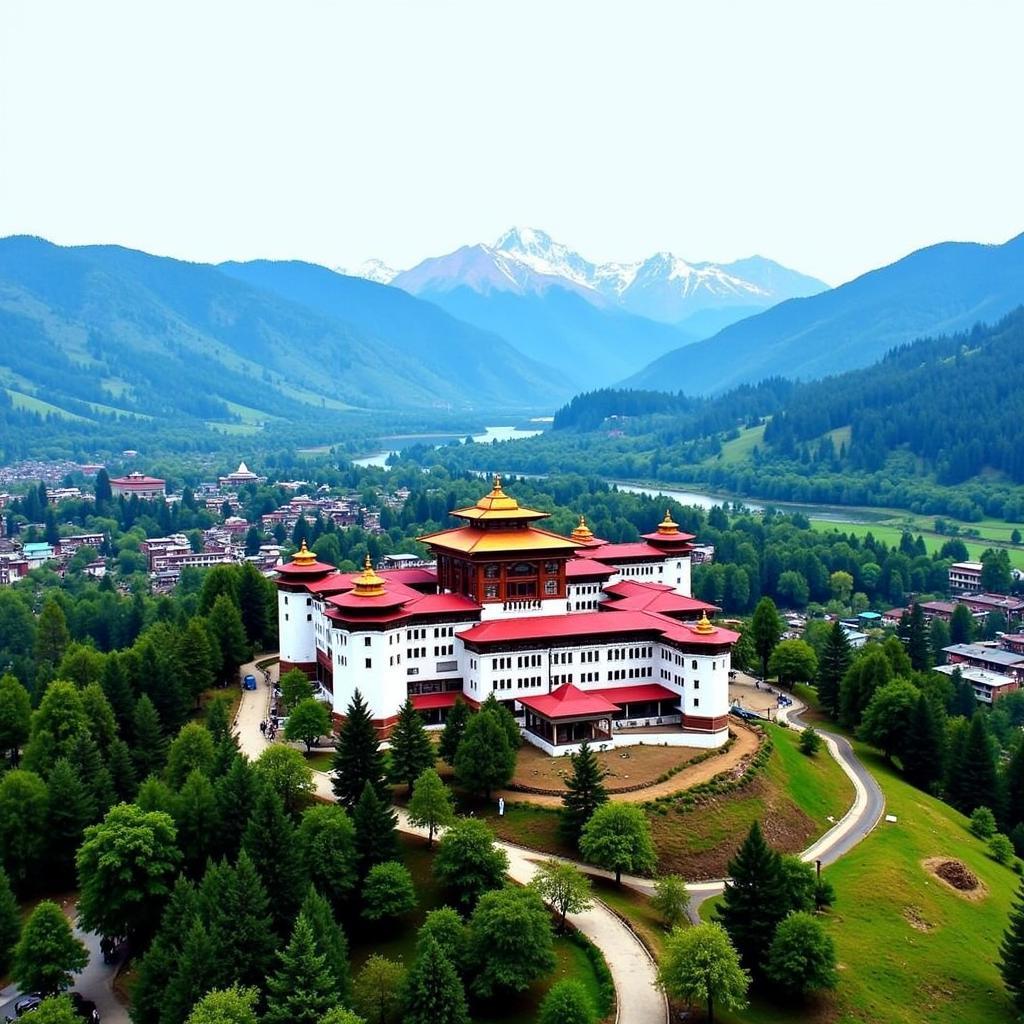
left=922, top=857, right=988, bottom=901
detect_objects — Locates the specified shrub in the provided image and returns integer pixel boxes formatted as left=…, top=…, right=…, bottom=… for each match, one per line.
left=970, top=806, right=997, bottom=839
left=990, top=832, right=1015, bottom=866
left=799, top=727, right=821, bottom=756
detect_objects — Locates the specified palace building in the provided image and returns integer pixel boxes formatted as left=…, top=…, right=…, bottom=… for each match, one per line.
left=276, top=477, right=738, bottom=754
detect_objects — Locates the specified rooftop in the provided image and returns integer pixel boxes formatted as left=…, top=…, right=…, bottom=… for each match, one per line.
left=518, top=684, right=621, bottom=720
left=943, top=643, right=1024, bottom=667
left=449, top=475, right=548, bottom=523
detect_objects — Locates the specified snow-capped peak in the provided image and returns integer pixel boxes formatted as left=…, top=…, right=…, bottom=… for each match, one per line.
left=491, top=226, right=597, bottom=291
left=336, top=258, right=399, bottom=285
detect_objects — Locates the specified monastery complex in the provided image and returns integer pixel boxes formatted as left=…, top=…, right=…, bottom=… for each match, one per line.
left=276, top=477, right=739, bottom=755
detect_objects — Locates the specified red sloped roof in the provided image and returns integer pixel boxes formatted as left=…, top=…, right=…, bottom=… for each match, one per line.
left=518, top=684, right=620, bottom=719
left=565, top=557, right=617, bottom=579
left=602, top=580, right=718, bottom=617
left=588, top=542, right=667, bottom=562
left=411, top=692, right=462, bottom=711
left=588, top=683, right=680, bottom=705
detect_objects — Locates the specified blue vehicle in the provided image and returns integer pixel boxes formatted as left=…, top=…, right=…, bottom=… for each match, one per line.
left=243, top=674, right=258, bottom=691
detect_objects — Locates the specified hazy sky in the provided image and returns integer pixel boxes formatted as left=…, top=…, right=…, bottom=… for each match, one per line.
left=2, top=1, right=1022, bottom=285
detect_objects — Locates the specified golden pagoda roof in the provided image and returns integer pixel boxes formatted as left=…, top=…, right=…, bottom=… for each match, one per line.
left=292, top=539, right=317, bottom=567
left=351, top=554, right=387, bottom=597
left=693, top=611, right=716, bottom=634
left=571, top=514, right=595, bottom=543
left=450, top=474, right=549, bottom=523
left=657, top=510, right=680, bottom=535
left=418, top=525, right=580, bottom=555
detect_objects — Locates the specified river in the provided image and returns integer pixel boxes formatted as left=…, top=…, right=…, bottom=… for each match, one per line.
left=352, top=425, right=543, bottom=468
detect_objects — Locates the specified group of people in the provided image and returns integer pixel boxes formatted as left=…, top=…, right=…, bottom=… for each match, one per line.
left=259, top=718, right=278, bottom=741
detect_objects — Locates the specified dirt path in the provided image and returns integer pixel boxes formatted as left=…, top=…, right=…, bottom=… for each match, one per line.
left=495, top=720, right=762, bottom=807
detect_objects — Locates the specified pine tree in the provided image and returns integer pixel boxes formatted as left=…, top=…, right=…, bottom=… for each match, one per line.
left=264, top=914, right=342, bottom=1024
left=715, top=821, right=787, bottom=977
left=1005, top=740, right=1024, bottom=834
left=237, top=563, right=270, bottom=649
left=0, top=866, right=20, bottom=977
left=107, top=738, right=139, bottom=802
left=480, top=693, right=522, bottom=750
left=131, top=694, right=167, bottom=779
left=242, top=786, right=307, bottom=935
left=67, top=731, right=116, bottom=819
left=353, top=780, right=399, bottom=877
left=905, top=603, right=931, bottom=671
left=1001, top=875, right=1024, bottom=1014
left=174, top=770, right=219, bottom=878
left=206, top=595, right=251, bottom=686
left=100, top=654, right=135, bottom=739
left=178, top=619, right=215, bottom=710
left=299, top=886, right=352, bottom=1006
left=402, top=935, right=470, bottom=1024
left=161, top=919, right=219, bottom=1024
left=955, top=712, right=1000, bottom=816
left=408, top=768, right=456, bottom=848
left=950, top=603, right=975, bottom=645
left=560, top=739, right=609, bottom=848
left=816, top=620, right=851, bottom=719
left=12, top=900, right=88, bottom=997
left=200, top=852, right=276, bottom=993
left=949, top=668, right=977, bottom=719
left=453, top=709, right=515, bottom=800
left=214, top=755, right=259, bottom=862
left=331, top=689, right=387, bottom=808
left=45, top=758, right=95, bottom=885
left=388, top=700, right=435, bottom=795
left=438, top=698, right=470, bottom=767
left=750, top=597, right=781, bottom=679
left=901, top=693, right=945, bottom=791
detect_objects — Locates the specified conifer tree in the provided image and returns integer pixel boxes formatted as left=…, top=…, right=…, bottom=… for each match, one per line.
left=131, top=694, right=167, bottom=779
left=237, top=563, right=270, bottom=649
left=296, top=804, right=358, bottom=909
left=174, top=769, right=219, bottom=877
left=1000, top=875, right=1024, bottom=1013
left=904, top=602, right=931, bottom=671
left=388, top=700, right=435, bottom=795
left=207, top=595, right=251, bottom=686
left=12, top=900, right=88, bottom=997
left=45, top=758, right=95, bottom=885
left=949, top=668, right=976, bottom=719
left=955, top=712, right=1000, bottom=816
left=453, top=708, right=515, bottom=800
left=200, top=851, right=276, bottom=993
left=331, top=690, right=388, bottom=808
left=1004, top=740, right=1024, bottom=834
left=715, top=821, right=788, bottom=977
left=67, top=731, right=116, bottom=819
left=214, top=755, right=259, bottom=862
left=0, top=866, right=20, bottom=977
left=438, top=698, right=470, bottom=767
left=107, top=737, right=139, bottom=802
left=299, top=886, right=352, bottom=1006
left=353, top=780, right=399, bottom=877
left=162, top=919, right=219, bottom=1024
left=0, top=673, right=32, bottom=766
left=839, top=648, right=893, bottom=729
left=242, top=786, right=307, bottom=935
left=816, top=620, right=852, bottom=719
left=178, top=619, right=216, bottom=709
left=264, top=914, right=342, bottom=1024
left=950, top=603, right=975, bottom=645
left=559, top=739, right=609, bottom=848
left=902, top=692, right=945, bottom=791
left=402, top=935, right=470, bottom=1024
left=480, top=693, right=522, bottom=749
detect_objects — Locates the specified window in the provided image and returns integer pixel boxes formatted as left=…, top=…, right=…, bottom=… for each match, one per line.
left=365, top=658, right=372, bottom=669
left=545, top=561, right=559, bottom=575
left=693, top=697, right=700, bottom=707
left=485, top=564, right=499, bottom=579
left=306, top=613, right=312, bottom=621
left=692, top=660, right=698, bottom=670
left=544, top=580, right=558, bottom=595
left=364, top=637, right=372, bottom=646
left=485, top=584, right=498, bottom=599
left=693, top=680, right=700, bottom=689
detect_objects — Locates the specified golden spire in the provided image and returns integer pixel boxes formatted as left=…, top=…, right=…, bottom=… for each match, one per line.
left=352, top=553, right=386, bottom=597
left=657, top=509, right=679, bottom=535
left=292, top=539, right=317, bottom=566
left=571, top=514, right=594, bottom=543
left=694, top=611, right=715, bottom=634
left=492, top=472, right=503, bottom=492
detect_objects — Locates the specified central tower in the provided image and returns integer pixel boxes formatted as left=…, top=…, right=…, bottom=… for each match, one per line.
left=419, top=475, right=579, bottom=618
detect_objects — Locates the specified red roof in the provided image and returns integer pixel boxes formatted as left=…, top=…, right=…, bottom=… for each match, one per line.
left=411, top=691, right=462, bottom=711
left=589, top=683, right=680, bottom=705
left=640, top=529, right=695, bottom=544
left=518, top=684, right=620, bottom=719
left=603, top=579, right=718, bottom=617
left=110, top=474, right=165, bottom=487
left=589, top=542, right=668, bottom=562
left=565, top=557, right=617, bottom=579
left=459, top=608, right=739, bottom=648
left=275, top=557, right=336, bottom=578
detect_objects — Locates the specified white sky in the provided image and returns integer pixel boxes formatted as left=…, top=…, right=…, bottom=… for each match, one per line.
left=2, top=0, right=1022, bottom=285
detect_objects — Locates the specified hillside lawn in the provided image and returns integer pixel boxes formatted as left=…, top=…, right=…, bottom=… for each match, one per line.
left=349, top=835, right=610, bottom=1024
left=809, top=516, right=1024, bottom=570
left=482, top=724, right=853, bottom=880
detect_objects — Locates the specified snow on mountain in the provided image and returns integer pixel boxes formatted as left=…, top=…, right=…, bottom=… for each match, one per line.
left=336, top=258, right=399, bottom=284
left=370, top=228, right=827, bottom=325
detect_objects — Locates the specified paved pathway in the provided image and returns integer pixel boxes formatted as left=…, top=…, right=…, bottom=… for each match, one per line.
left=233, top=667, right=668, bottom=1024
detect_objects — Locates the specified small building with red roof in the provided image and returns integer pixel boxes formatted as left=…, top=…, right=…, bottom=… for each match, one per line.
left=110, top=472, right=166, bottom=500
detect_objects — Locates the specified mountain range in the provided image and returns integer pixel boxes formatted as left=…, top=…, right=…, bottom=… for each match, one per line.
left=0, top=237, right=566, bottom=434
left=626, top=231, right=1024, bottom=395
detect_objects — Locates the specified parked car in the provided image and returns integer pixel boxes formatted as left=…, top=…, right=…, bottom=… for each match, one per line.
left=7, top=992, right=100, bottom=1022
left=242, top=674, right=258, bottom=691
left=730, top=705, right=762, bottom=722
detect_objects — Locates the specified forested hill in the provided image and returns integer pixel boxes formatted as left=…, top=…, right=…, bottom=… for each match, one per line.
left=419, top=310, right=1024, bottom=521
left=624, top=230, right=1024, bottom=394
left=0, top=237, right=566, bottom=439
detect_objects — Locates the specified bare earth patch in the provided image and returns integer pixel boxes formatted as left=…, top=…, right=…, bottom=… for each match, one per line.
left=903, top=905, right=934, bottom=932
left=922, top=857, right=989, bottom=902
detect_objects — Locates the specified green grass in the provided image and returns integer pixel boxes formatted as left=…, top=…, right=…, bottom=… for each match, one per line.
left=702, top=733, right=1020, bottom=1024
left=5, top=387, right=91, bottom=421
left=648, top=724, right=853, bottom=879
left=714, top=424, right=767, bottom=466
left=810, top=516, right=1024, bottom=570
left=304, top=750, right=333, bottom=772
left=586, top=873, right=669, bottom=958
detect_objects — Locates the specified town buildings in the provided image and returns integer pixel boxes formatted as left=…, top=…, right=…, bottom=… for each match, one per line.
left=949, top=561, right=984, bottom=593
left=110, top=472, right=166, bottom=500
left=276, top=477, right=738, bottom=755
